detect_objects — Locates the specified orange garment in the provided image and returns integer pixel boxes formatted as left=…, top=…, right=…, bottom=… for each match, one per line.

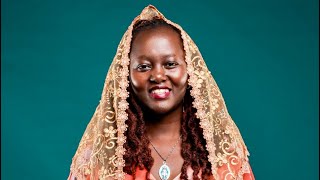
left=124, top=165, right=255, bottom=180
left=68, top=164, right=255, bottom=180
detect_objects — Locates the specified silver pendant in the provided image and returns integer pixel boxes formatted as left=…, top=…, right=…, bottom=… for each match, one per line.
left=159, top=162, right=170, bottom=180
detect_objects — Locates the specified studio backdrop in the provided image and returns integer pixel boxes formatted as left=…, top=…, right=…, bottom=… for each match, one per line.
left=2, top=0, right=318, bottom=179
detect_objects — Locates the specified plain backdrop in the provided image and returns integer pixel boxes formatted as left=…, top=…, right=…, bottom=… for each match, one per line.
left=2, top=0, right=319, bottom=179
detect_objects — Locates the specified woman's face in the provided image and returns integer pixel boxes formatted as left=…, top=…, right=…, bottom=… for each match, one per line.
left=129, top=26, right=188, bottom=114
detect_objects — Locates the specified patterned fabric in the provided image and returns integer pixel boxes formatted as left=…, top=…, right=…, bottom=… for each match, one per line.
left=68, top=5, right=252, bottom=180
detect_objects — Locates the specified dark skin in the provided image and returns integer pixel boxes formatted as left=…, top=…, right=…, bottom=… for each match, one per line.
left=129, top=26, right=188, bottom=179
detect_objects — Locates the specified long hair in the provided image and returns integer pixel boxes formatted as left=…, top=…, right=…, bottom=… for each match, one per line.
left=124, top=18, right=212, bottom=179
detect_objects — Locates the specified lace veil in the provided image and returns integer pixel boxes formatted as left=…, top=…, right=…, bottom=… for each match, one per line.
left=69, top=5, right=251, bottom=180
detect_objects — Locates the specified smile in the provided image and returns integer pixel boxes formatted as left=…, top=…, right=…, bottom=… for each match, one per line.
left=149, top=87, right=171, bottom=99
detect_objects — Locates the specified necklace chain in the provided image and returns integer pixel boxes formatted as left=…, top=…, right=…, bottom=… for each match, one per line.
left=149, top=135, right=182, bottom=162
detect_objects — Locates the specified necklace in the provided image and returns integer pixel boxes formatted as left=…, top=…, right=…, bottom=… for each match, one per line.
left=149, top=135, right=182, bottom=180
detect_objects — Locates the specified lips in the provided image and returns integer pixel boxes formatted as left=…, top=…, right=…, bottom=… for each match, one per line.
left=149, top=86, right=171, bottom=99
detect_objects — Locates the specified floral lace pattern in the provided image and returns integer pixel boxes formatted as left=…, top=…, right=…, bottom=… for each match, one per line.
left=69, top=5, right=250, bottom=180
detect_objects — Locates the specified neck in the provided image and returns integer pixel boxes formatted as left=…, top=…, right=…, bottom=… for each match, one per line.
left=145, top=106, right=182, bottom=141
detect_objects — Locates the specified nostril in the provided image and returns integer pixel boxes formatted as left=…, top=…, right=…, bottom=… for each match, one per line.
left=150, top=73, right=167, bottom=83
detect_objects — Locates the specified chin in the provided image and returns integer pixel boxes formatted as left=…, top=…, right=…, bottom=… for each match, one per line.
left=148, top=102, right=181, bottom=115
left=148, top=106, right=171, bottom=115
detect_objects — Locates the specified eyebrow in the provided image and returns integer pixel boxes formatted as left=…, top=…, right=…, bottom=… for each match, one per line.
left=163, top=54, right=177, bottom=59
left=136, top=54, right=177, bottom=60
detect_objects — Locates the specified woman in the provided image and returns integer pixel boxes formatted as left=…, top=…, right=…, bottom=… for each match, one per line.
left=68, top=5, right=255, bottom=180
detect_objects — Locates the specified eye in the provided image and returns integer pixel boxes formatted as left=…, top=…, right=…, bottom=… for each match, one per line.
left=136, top=64, right=152, bottom=71
left=165, top=61, right=179, bottom=69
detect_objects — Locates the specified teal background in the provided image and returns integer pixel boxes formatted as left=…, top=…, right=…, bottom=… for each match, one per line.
left=1, top=0, right=318, bottom=179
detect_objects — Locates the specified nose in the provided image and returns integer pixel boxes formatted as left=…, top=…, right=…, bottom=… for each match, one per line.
left=150, top=66, right=167, bottom=83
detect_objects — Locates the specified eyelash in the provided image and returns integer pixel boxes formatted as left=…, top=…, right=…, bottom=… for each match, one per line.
left=136, top=64, right=152, bottom=71
left=165, top=62, right=179, bottom=68
left=136, top=61, right=179, bottom=71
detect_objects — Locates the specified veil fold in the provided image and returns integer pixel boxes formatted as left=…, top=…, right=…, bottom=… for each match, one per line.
left=69, top=5, right=251, bottom=180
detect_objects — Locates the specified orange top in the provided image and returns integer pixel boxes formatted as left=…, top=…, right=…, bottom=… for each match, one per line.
left=68, top=164, right=255, bottom=180
left=124, top=165, right=255, bottom=180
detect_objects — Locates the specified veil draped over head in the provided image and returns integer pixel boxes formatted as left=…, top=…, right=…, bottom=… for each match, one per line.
left=69, top=5, right=251, bottom=180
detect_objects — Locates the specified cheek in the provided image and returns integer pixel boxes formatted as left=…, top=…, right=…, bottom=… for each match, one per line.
left=130, top=71, right=147, bottom=92
left=171, top=67, right=188, bottom=87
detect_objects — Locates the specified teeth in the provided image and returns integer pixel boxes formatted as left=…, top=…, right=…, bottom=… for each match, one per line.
left=152, top=89, right=169, bottom=94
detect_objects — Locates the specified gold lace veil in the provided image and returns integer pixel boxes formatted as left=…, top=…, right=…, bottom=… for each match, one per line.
left=69, top=5, right=251, bottom=180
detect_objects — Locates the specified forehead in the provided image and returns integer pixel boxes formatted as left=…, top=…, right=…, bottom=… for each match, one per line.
left=130, top=26, right=184, bottom=59
left=132, top=25, right=181, bottom=40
